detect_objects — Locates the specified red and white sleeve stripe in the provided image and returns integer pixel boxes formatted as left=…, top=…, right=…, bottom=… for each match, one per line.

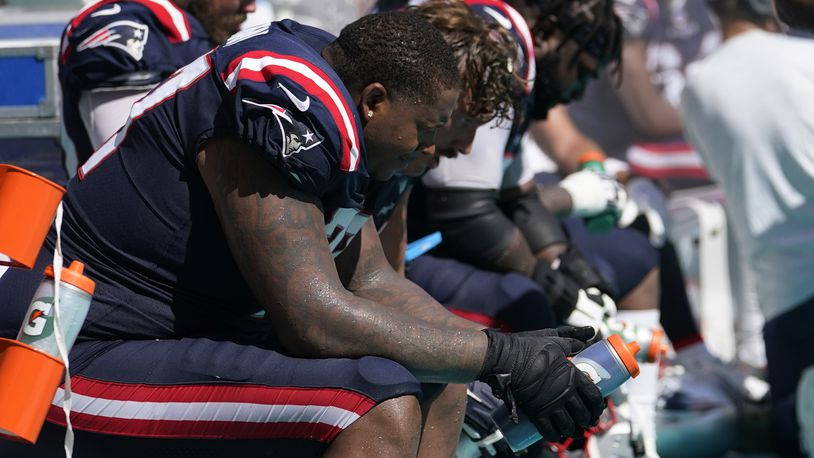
left=222, top=50, right=362, bottom=172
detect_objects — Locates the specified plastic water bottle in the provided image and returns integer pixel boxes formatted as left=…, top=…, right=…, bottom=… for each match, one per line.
left=17, top=261, right=95, bottom=359
left=493, top=334, right=641, bottom=452
left=578, top=151, right=618, bottom=233
left=606, top=318, right=668, bottom=363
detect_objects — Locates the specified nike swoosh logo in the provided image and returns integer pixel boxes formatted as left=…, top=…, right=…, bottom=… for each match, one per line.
left=278, top=83, right=310, bottom=112
left=91, top=4, right=121, bottom=17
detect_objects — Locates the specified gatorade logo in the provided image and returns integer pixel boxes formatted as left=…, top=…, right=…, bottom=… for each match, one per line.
left=24, top=300, right=52, bottom=336
left=575, top=362, right=604, bottom=385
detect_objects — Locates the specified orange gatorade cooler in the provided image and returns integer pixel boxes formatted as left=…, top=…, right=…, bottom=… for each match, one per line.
left=0, top=339, right=64, bottom=444
left=0, top=164, right=65, bottom=269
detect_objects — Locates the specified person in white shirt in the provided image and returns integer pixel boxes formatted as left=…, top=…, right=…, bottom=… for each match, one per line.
left=681, top=1, right=814, bottom=455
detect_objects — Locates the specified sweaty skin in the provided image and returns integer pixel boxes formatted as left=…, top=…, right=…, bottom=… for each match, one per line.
left=198, top=136, right=487, bottom=383
left=336, top=218, right=484, bottom=331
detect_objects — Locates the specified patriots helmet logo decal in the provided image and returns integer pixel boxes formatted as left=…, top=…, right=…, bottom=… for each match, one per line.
left=77, top=20, right=150, bottom=61
left=241, top=100, right=325, bottom=157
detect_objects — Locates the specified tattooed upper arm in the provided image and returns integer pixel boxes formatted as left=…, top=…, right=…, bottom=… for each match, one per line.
left=196, top=137, right=487, bottom=380
left=197, top=137, right=350, bottom=350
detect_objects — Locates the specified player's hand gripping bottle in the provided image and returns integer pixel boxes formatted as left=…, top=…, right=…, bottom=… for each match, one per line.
left=492, top=334, right=641, bottom=452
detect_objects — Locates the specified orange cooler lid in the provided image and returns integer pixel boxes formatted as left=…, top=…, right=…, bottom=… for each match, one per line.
left=0, top=164, right=66, bottom=269
left=44, top=261, right=95, bottom=295
left=607, top=334, right=641, bottom=378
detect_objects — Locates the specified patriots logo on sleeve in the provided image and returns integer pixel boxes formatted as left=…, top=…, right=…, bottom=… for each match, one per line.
left=76, top=20, right=150, bottom=61
left=242, top=99, right=325, bottom=157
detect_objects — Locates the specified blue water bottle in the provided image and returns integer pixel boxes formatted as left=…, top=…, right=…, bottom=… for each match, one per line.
left=606, top=318, right=668, bottom=363
left=493, top=334, right=641, bottom=452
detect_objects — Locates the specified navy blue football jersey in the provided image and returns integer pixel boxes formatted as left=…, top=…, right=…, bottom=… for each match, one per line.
left=59, top=0, right=214, bottom=161
left=55, top=20, right=369, bottom=340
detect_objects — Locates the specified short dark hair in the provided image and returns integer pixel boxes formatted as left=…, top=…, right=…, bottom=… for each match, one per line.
left=774, top=0, right=814, bottom=30
left=507, top=0, right=623, bottom=75
left=329, top=12, right=461, bottom=105
left=410, top=0, right=520, bottom=122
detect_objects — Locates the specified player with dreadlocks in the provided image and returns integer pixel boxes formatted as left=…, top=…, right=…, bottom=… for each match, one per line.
left=507, top=0, right=622, bottom=120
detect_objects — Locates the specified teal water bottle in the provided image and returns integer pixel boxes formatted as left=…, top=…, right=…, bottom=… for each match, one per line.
left=578, top=151, right=618, bottom=234
left=605, top=318, right=669, bottom=363
left=492, top=335, right=641, bottom=452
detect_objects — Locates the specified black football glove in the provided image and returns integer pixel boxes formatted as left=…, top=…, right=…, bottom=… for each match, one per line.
left=533, top=246, right=617, bottom=324
left=477, top=326, right=605, bottom=441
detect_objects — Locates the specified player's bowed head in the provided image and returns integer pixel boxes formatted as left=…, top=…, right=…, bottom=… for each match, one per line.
left=404, top=0, right=522, bottom=175
left=322, top=12, right=462, bottom=181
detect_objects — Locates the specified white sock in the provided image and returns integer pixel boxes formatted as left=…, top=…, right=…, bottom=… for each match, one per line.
left=615, top=309, right=660, bottom=330
left=617, top=309, right=660, bottom=457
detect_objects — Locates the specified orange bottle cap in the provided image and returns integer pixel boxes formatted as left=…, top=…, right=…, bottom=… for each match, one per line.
left=578, top=151, right=607, bottom=165
left=607, top=334, right=640, bottom=378
left=44, top=260, right=95, bottom=295
left=646, top=328, right=667, bottom=363
left=0, top=338, right=65, bottom=444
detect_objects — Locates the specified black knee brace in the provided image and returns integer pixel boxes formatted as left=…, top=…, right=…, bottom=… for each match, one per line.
left=423, top=188, right=519, bottom=267
left=499, top=186, right=567, bottom=253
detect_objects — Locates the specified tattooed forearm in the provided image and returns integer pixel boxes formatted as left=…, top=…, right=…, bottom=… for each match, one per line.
left=197, top=138, right=487, bottom=383
left=347, top=221, right=484, bottom=330
left=355, top=270, right=484, bottom=330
